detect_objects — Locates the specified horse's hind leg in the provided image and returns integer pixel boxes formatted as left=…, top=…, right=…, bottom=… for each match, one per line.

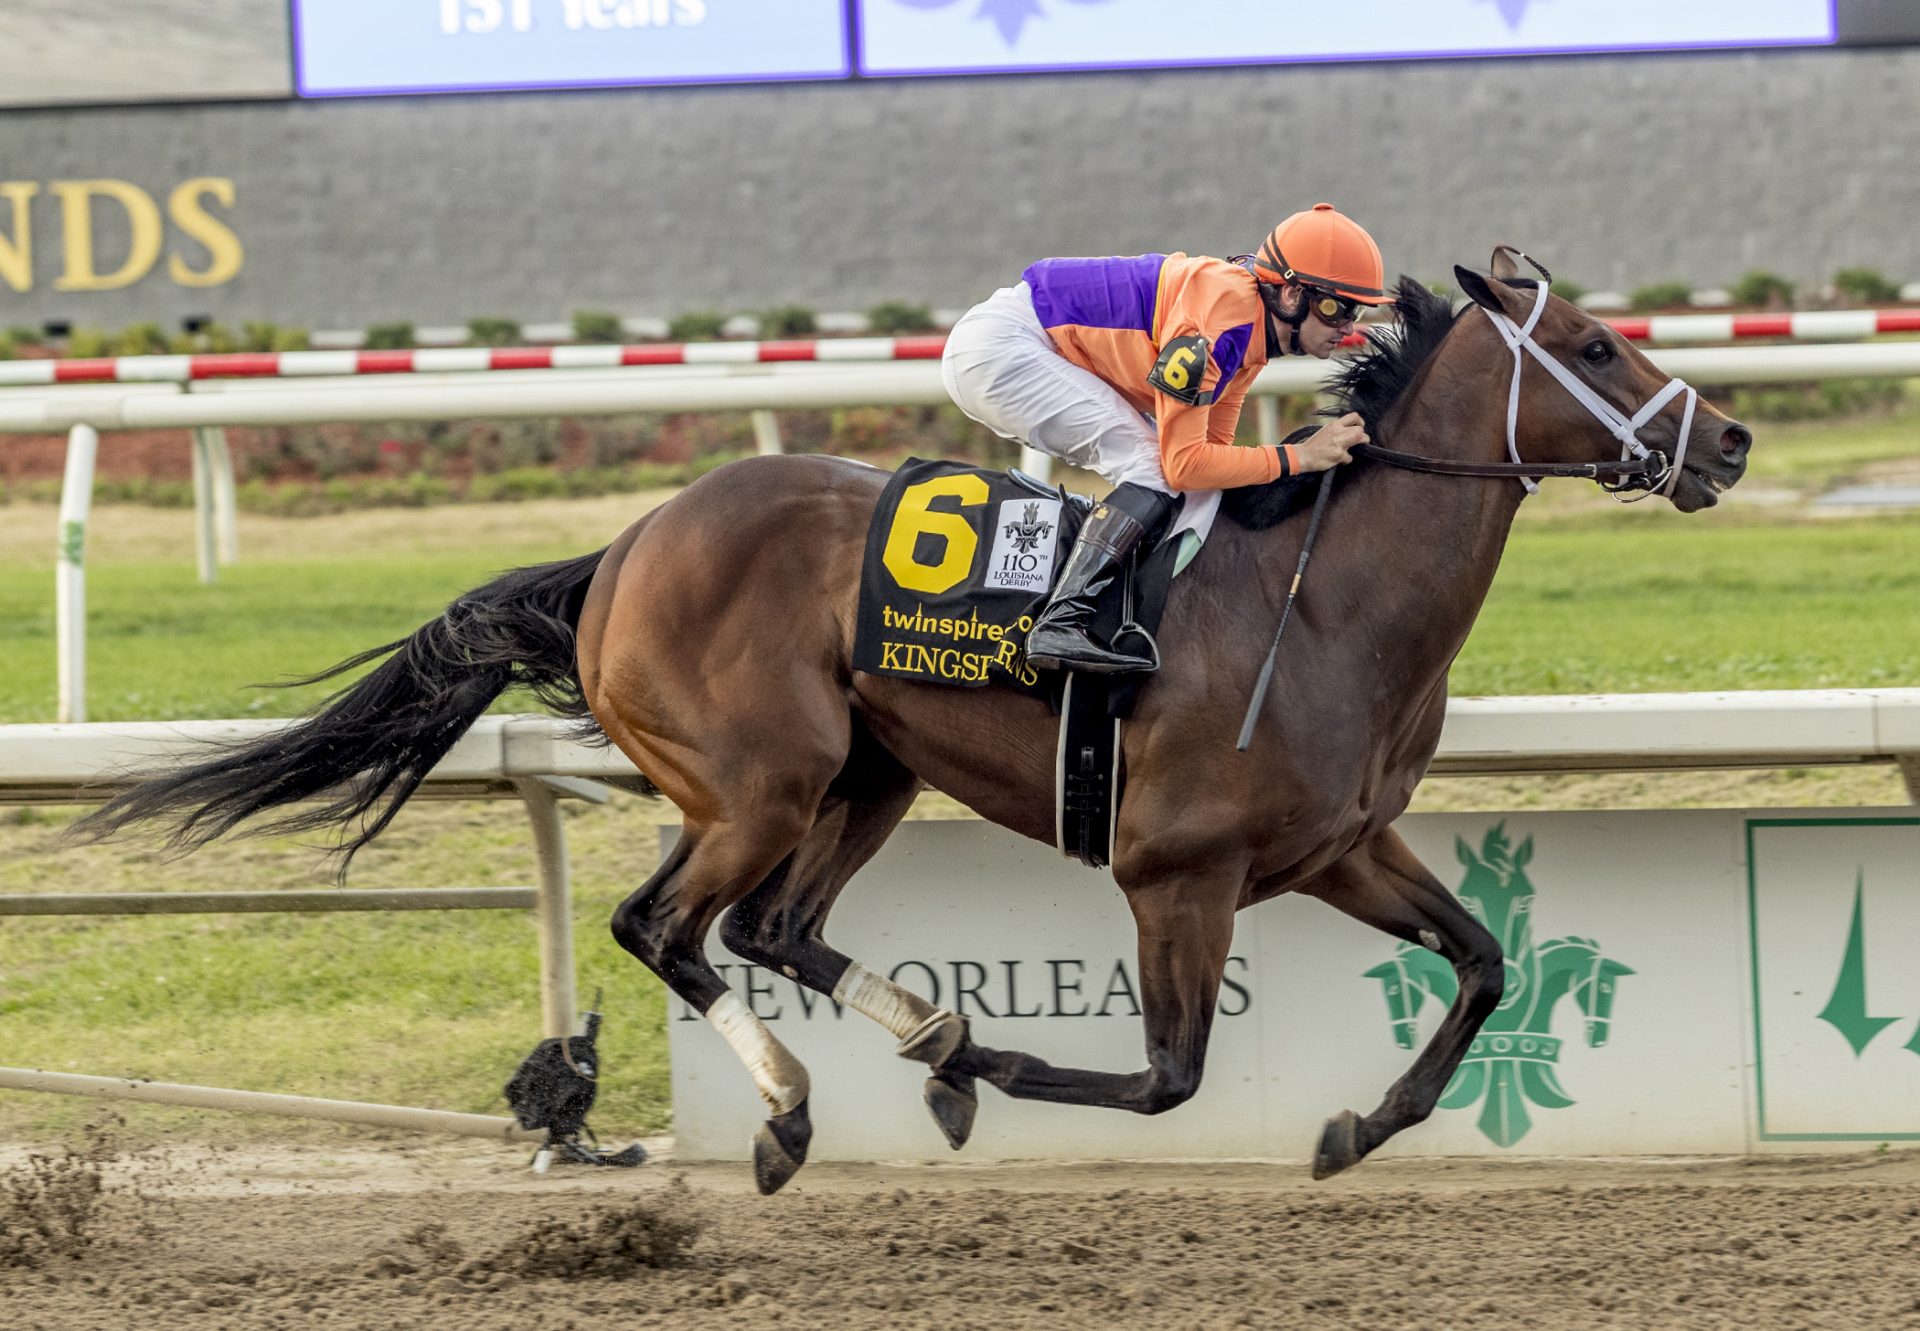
left=610, top=812, right=822, bottom=1194
left=1296, top=827, right=1505, bottom=1179
left=935, top=867, right=1244, bottom=1114
left=720, top=754, right=982, bottom=1150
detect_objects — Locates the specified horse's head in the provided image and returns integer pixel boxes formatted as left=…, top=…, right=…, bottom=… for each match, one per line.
left=1454, top=822, right=1537, bottom=958
left=1452, top=246, right=1752, bottom=513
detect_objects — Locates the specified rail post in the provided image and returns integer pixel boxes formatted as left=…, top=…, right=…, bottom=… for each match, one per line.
left=190, top=427, right=218, bottom=584
left=751, top=409, right=783, bottom=456
left=56, top=424, right=99, bottom=724
left=515, top=778, right=580, bottom=1039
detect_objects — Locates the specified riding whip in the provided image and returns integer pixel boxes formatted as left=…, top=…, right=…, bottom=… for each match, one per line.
left=1235, top=465, right=1338, bottom=753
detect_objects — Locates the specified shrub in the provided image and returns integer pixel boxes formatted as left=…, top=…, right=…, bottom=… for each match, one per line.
left=1547, top=279, right=1585, bottom=306
left=866, top=301, right=936, bottom=334
left=242, top=321, right=281, bottom=352
left=571, top=310, right=624, bottom=344
left=667, top=310, right=726, bottom=342
left=365, top=322, right=415, bottom=350
left=1731, top=270, right=1796, bottom=310
left=467, top=316, right=521, bottom=347
left=759, top=305, right=817, bottom=338
left=111, top=322, right=170, bottom=356
left=169, top=323, right=238, bottom=354
left=5, top=326, right=38, bottom=346
left=272, top=326, right=311, bottom=352
left=1832, top=267, right=1900, bottom=306
left=0, top=334, right=13, bottom=361
left=1729, top=377, right=1906, bottom=423
left=66, top=327, right=110, bottom=358
left=1629, top=282, right=1693, bottom=312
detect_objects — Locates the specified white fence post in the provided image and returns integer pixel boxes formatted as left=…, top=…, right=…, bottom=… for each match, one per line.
left=515, top=778, right=579, bottom=1039
left=190, top=427, right=218, bottom=585
left=1018, top=445, right=1053, bottom=483
left=750, top=409, right=783, bottom=456
left=1256, top=395, right=1282, bottom=446
left=205, top=425, right=239, bottom=564
left=56, top=424, right=99, bottom=725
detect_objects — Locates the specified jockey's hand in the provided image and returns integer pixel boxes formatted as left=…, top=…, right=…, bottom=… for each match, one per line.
left=1295, top=413, right=1369, bottom=471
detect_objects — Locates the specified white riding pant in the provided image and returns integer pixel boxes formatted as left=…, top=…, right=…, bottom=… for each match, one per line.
left=941, top=282, right=1219, bottom=542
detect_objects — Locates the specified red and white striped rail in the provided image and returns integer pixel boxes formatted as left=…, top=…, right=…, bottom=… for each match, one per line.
left=3, top=310, right=1918, bottom=387
left=0, top=335, right=950, bottom=387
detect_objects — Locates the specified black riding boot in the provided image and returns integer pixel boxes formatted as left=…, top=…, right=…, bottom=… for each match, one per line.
left=1025, top=482, right=1177, bottom=674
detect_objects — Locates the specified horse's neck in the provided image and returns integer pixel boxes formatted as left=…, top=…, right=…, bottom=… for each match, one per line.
left=1313, top=372, right=1527, bottom=693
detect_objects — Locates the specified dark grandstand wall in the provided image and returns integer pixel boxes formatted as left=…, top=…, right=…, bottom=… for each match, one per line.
left=1, top=45, right=1917, bottom=331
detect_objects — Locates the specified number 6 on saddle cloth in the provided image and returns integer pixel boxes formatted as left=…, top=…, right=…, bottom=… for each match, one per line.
left=852, top=458, right=1277, bottom=867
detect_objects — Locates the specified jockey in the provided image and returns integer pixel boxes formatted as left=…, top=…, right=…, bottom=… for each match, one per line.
left=941, top=203, right=1391, bottom=674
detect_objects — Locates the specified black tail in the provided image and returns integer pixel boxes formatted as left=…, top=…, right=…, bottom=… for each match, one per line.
left=71, top=547, right=609, bottom=869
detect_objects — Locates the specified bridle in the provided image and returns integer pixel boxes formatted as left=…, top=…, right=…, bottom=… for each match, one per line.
left=1353, top=264, right=1699, bottom=501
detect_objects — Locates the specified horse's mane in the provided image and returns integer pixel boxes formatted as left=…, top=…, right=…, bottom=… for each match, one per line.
left=1220, top=275, right=1461, bottom=531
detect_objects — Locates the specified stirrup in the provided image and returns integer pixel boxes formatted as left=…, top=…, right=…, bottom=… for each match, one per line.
left=1109, top=619, right=1162, bottom=673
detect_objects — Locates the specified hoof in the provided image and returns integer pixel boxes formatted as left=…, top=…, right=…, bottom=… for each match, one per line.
left=923, top=1070, right=978, bottom=1151
left=896, top=1010, right=967, bottom=1069
left=752, top=1100, right=813, bottom=1196
left=1311, top=1109, right=1365, bottom=1181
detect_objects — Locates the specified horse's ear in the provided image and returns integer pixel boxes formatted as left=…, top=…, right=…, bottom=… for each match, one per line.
left=1490, top=245, right=1524, bottom=281
left=1454, top=265, right=1525, bottom=320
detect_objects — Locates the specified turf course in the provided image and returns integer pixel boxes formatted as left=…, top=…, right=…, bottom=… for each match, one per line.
left=0, top=416, right=1914, bottom=1143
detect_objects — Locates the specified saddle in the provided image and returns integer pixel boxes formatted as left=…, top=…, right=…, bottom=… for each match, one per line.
left=853, top=459, right=1191, bottom=870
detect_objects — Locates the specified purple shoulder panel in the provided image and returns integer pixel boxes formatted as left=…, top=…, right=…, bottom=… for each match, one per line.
left=1022, top=255, right=1166, bottom=332
left=1211, top=323, right=1254, bottom=385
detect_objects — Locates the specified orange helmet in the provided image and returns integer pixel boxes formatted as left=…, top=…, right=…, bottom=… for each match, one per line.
left=1251, top=203, right=1392, bottom=306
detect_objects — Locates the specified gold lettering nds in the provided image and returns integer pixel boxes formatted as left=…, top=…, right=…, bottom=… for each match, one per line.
left=0, top=176, right=243, bottom=294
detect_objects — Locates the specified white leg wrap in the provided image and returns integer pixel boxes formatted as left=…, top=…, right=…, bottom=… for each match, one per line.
left=832, top=963, right=939, bottom=1041
left=707, top=991, right=809, bottom=1114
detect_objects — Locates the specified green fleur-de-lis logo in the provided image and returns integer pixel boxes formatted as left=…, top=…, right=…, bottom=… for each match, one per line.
left=1365, top=823, right=1633, bottom=1147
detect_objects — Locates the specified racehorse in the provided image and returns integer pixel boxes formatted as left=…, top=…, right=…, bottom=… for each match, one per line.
left=76, top=251, right=1752, bottom=1194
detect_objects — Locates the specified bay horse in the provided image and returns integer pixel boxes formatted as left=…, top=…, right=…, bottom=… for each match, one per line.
left=76, top=252, right=1752, bottom=1193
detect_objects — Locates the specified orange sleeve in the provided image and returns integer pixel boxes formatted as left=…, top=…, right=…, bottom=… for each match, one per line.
left=1158, top=403, right=1282, bottom=491
left=1204, top=371, right=1253, bottom=445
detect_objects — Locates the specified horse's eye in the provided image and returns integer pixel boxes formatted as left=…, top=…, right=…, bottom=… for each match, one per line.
left=1582, top=339, right=1614, bottom=364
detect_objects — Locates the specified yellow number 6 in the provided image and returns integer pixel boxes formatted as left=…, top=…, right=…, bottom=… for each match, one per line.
left=882, top=474, right=988, bottom=594
left=1164, top=346, right=1197, bottom=390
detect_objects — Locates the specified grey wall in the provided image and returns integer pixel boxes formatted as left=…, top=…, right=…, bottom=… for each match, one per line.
left=0, top=0, right=289, bottom=107
left=1, top=45, right=1917, bottom=332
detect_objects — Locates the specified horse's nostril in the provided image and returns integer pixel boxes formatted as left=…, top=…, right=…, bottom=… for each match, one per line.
left=1720, top=424, right=1752, bottom=460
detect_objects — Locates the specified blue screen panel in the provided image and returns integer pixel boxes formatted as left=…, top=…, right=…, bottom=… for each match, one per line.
left=857, top=0, right=1837, bottom=77
left=294, top=0, right=850, bottom=97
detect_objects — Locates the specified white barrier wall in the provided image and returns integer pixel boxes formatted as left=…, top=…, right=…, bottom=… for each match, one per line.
left=669, top=812, right=1920, bottom=1162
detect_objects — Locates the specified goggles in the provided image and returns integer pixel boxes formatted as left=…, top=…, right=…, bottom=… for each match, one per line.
left=1302, top=286, right=1363, bottom=326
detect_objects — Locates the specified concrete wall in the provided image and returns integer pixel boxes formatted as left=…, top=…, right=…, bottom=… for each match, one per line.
left=1, top=45, right=1917, bottom=332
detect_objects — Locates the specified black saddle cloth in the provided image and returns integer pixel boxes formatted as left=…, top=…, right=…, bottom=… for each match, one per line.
left=852, top=458, right=1180, bottom=713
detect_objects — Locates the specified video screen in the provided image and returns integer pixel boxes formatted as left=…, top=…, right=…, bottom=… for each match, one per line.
left=293, top=0, right=852, bottom=97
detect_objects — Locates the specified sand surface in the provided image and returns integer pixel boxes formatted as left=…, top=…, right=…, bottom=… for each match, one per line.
left=5, top=1139, right=1919, bottom=1329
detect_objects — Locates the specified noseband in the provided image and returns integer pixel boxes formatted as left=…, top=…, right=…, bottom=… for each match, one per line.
left=1354, top=279, right=1699, bottom=501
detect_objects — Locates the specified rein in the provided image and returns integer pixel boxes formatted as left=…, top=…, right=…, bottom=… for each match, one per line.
left=1350, top=441, right=1654, bottom=483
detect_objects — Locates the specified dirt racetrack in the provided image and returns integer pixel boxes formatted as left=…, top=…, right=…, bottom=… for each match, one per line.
left=4, top=1138, right=1920, bottom=1330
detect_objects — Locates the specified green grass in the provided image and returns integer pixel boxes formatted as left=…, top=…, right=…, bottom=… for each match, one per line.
left=0, top=552, right=581, bottom=723
left=1456, top=517, right=1920, bottom=693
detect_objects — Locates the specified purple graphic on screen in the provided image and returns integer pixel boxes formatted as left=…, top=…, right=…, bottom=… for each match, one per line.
left=894, top=0, right=1113, bottom=47
left=1482, top=0, right=1544, bottom=29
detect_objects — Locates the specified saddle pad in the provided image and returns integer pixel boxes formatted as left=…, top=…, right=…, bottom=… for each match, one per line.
left=853, top=458, right=1087, bottom=697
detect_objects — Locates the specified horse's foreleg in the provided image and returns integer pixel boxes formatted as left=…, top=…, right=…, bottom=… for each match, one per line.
left=1297, top=827, right=1504, bottom=1178
left=938, top=871, right=1242, bottom=1114
left=720, top=778, right=981, bottom=1150
left=610, top=818, right=818, bottom=1195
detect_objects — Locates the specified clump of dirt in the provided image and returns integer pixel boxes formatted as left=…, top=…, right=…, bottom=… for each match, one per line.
left=502, top=1197, right=704, bottom=1278
left=356, top=1179, right=706, bottom=1293
left=0, top=1146, right=108, bottom=1268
